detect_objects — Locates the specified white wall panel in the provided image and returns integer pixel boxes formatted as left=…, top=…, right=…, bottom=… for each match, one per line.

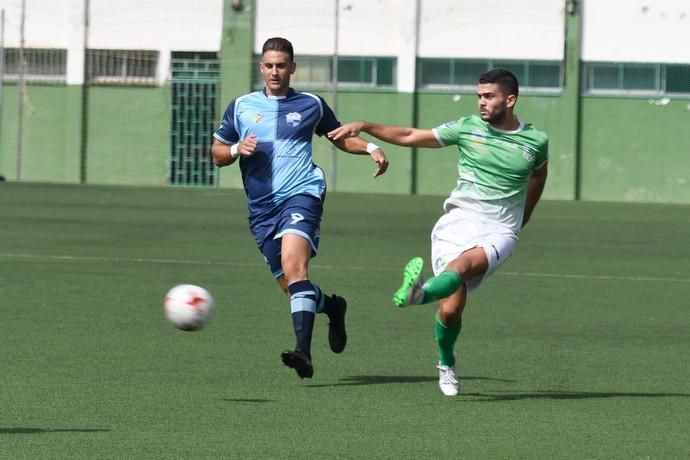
left=254, top=0, right=403, bottom=56
left=582, top=0, right=690, bottom=63
left=88, top=0, right=223, bottom=50
left=254, top=0, right=566, bottom=91
left=0, top=0, right=223, bottom=50
left=0, top=0, right=75, bottom=48
left=418, top=0, right=565, bottom=60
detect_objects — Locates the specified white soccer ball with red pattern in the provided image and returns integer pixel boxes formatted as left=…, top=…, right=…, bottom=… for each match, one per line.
left=164, top=284, right=214, bottom=331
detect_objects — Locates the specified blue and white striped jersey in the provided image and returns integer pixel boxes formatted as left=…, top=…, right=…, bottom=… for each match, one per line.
left=213, top=88, right=340, bottom=218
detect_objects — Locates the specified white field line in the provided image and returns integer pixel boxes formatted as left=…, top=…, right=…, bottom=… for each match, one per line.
left=1, top=252, right=689, bottom=284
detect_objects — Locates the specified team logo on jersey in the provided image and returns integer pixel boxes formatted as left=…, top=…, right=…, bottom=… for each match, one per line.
left=522, top=146, right=535, bottom=161
left=434, top=257, right=447, bottom=272
left=286, top=112, right=302, bottom=127
left=254, top=114, right=263, bottom=124
left=470, top=128, right=487, bottom=144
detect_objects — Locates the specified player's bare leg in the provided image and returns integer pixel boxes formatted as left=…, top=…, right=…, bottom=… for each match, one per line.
left=434, top=247, right=488, bottom=395
left=280, top=234, right=315, bottom=378
left=279, top=234, right=348, bottom=379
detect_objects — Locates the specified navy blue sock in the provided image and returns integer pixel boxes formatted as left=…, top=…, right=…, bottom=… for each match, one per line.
left=288, top=280, right=318, bottom=355
left=320, top=293, right=338, bottom=318
left=312, top=284, right=330, bottom=315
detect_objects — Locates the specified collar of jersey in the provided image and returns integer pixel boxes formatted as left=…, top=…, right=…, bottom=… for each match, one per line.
left=262, top=88, right=295, bottom=100
left=486, top=115, right=524, bottom=134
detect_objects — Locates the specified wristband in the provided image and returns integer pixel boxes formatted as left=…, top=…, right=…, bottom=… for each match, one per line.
left=230, top=143, right=240, bottom=159
left=366, top=142, right=380, bottom=154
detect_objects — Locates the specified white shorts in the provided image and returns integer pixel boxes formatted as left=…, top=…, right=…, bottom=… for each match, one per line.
left=430, top=207, right=518, bottom=293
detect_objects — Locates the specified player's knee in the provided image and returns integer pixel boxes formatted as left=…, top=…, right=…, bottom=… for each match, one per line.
left=448, top=249, right=488, bottom=279
left=439, top=305, right=462, bottom=325
left=445, top=259, right=470, bottom=278
left=281, top=257, right=308, bottom=282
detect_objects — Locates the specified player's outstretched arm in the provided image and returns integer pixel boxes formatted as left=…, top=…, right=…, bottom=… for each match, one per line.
left=328, top=121, right=441, bottom=148
left=329, top=136, right=389, bottom=178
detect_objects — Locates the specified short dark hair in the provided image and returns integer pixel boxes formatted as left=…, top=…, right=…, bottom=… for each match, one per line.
left=262, top=37, right=294, bottom=61
left=479, top=68, right=519, bottom=97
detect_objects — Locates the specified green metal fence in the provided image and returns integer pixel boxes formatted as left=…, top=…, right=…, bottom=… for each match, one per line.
left=169, top=52, right=219, bottom=186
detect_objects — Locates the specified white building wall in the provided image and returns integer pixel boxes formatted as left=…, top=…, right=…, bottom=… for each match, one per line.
left=0, top=0, right=223, bottom=84
left=255, top=0, right=414, bottom=89
left=418, top=0, right=565, bottom=60
left=254, top=0, right=566, bottom=92
left=254, top=0, right=566, bottom=58
left=254, top=0, right=403, bottom=56
left=3, top=0, right=690, bottom=87
left=582, top=0, right=690, bottom=63
left=0, top=0, right=75, bottom=48
left=88, top=0, right=223, bottom=51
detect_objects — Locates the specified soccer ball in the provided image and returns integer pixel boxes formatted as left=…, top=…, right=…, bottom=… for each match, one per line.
left=164, top=284, right=214, bottom=331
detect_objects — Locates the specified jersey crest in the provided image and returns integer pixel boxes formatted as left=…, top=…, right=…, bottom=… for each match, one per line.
left=522, top=145, right=535, bottom=161
left=470, top=128, right=487, bottom=144
left=286, top=112, right=302, bottom=127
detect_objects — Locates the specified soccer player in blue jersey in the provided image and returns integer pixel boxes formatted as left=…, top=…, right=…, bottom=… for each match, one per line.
left=211, top=37, right=389, bottom=379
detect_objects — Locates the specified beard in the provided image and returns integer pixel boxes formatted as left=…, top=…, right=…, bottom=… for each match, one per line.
left=481, top=108, right=508, bottom=125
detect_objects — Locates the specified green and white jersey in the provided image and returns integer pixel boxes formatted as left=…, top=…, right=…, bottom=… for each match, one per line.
left=432, top=114, right=548, bottom=234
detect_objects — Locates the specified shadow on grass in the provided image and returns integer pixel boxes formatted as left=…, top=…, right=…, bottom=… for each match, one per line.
left=222, top=398, right=274, bottom=403
left=462, top=390, right=690, bottom=402
left=0, top=427, right=110, bottom=435
left=307, top=374, right=517, bottom=388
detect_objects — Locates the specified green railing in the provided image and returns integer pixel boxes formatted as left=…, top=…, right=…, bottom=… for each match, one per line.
left=169, top=52, right=219, bottom=186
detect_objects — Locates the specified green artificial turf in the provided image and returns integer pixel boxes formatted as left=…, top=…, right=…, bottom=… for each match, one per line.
left=1, top=182, right=689, bottom=459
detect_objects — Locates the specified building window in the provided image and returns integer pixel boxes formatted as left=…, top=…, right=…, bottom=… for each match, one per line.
left=666, top=64, right=690, bottom=94
left=337, top=57, right=395, bottom=87
left=253, top=55, right=396, bottom=90
left=1, top=48, right=66, bottom=84
left=583, top=62, right=690, bottom=96
left=86, top=49, right=158, bottom=85
left=291, top=56, right=331, bottom=87
left=418, top=58, right=562, bottom=93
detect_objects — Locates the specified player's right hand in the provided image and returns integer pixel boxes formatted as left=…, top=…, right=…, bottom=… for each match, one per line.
left=328, top=122, right=364, bottom=141
left=238, top=133, right=258, bottom=156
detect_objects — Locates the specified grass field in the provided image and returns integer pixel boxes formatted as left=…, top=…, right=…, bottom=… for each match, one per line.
left=1, top=182, right=689, bottom=459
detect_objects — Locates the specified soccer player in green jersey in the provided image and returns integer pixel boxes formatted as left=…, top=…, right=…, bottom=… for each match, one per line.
left=328, top=68, right=548, bottom=396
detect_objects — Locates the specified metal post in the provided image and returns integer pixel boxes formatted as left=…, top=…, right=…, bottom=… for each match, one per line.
left=0, top=9, right=5, bottom=162
left=330, top=0, right=339, bottom=190
left=564, top=0, right=583, bottom=200
left=79, top=0, right=90, bottom=183
left=410, top=0, right=421, bottom=195
left=16, top=0, right=25, bottom=181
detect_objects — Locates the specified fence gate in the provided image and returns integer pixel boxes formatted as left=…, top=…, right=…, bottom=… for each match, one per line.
left=169, top=52, right=219, bottom=186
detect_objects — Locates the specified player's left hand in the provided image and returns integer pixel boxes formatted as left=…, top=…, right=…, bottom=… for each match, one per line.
left=370, top=148, right=389, bottom=177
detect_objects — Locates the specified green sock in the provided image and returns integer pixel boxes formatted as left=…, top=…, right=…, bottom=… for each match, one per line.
left=422, top=270, right=462, bottom=303
left=435, top=312, right=462, bottom=367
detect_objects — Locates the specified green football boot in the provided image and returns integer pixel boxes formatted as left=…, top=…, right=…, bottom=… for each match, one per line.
left=392, top=256, right=425, bottom=308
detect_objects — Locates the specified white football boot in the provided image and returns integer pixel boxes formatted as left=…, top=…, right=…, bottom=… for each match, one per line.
left=437, top=364, right=461, bottom=396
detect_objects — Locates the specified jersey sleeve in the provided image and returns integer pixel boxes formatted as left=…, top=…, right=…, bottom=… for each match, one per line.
left=314, top=96, right=341, bottom=137
left=534, top=135, right=549, bottom=169
left=432, top=118, right=465, bottom=147
left=213, top=98, right=240, bottom=144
